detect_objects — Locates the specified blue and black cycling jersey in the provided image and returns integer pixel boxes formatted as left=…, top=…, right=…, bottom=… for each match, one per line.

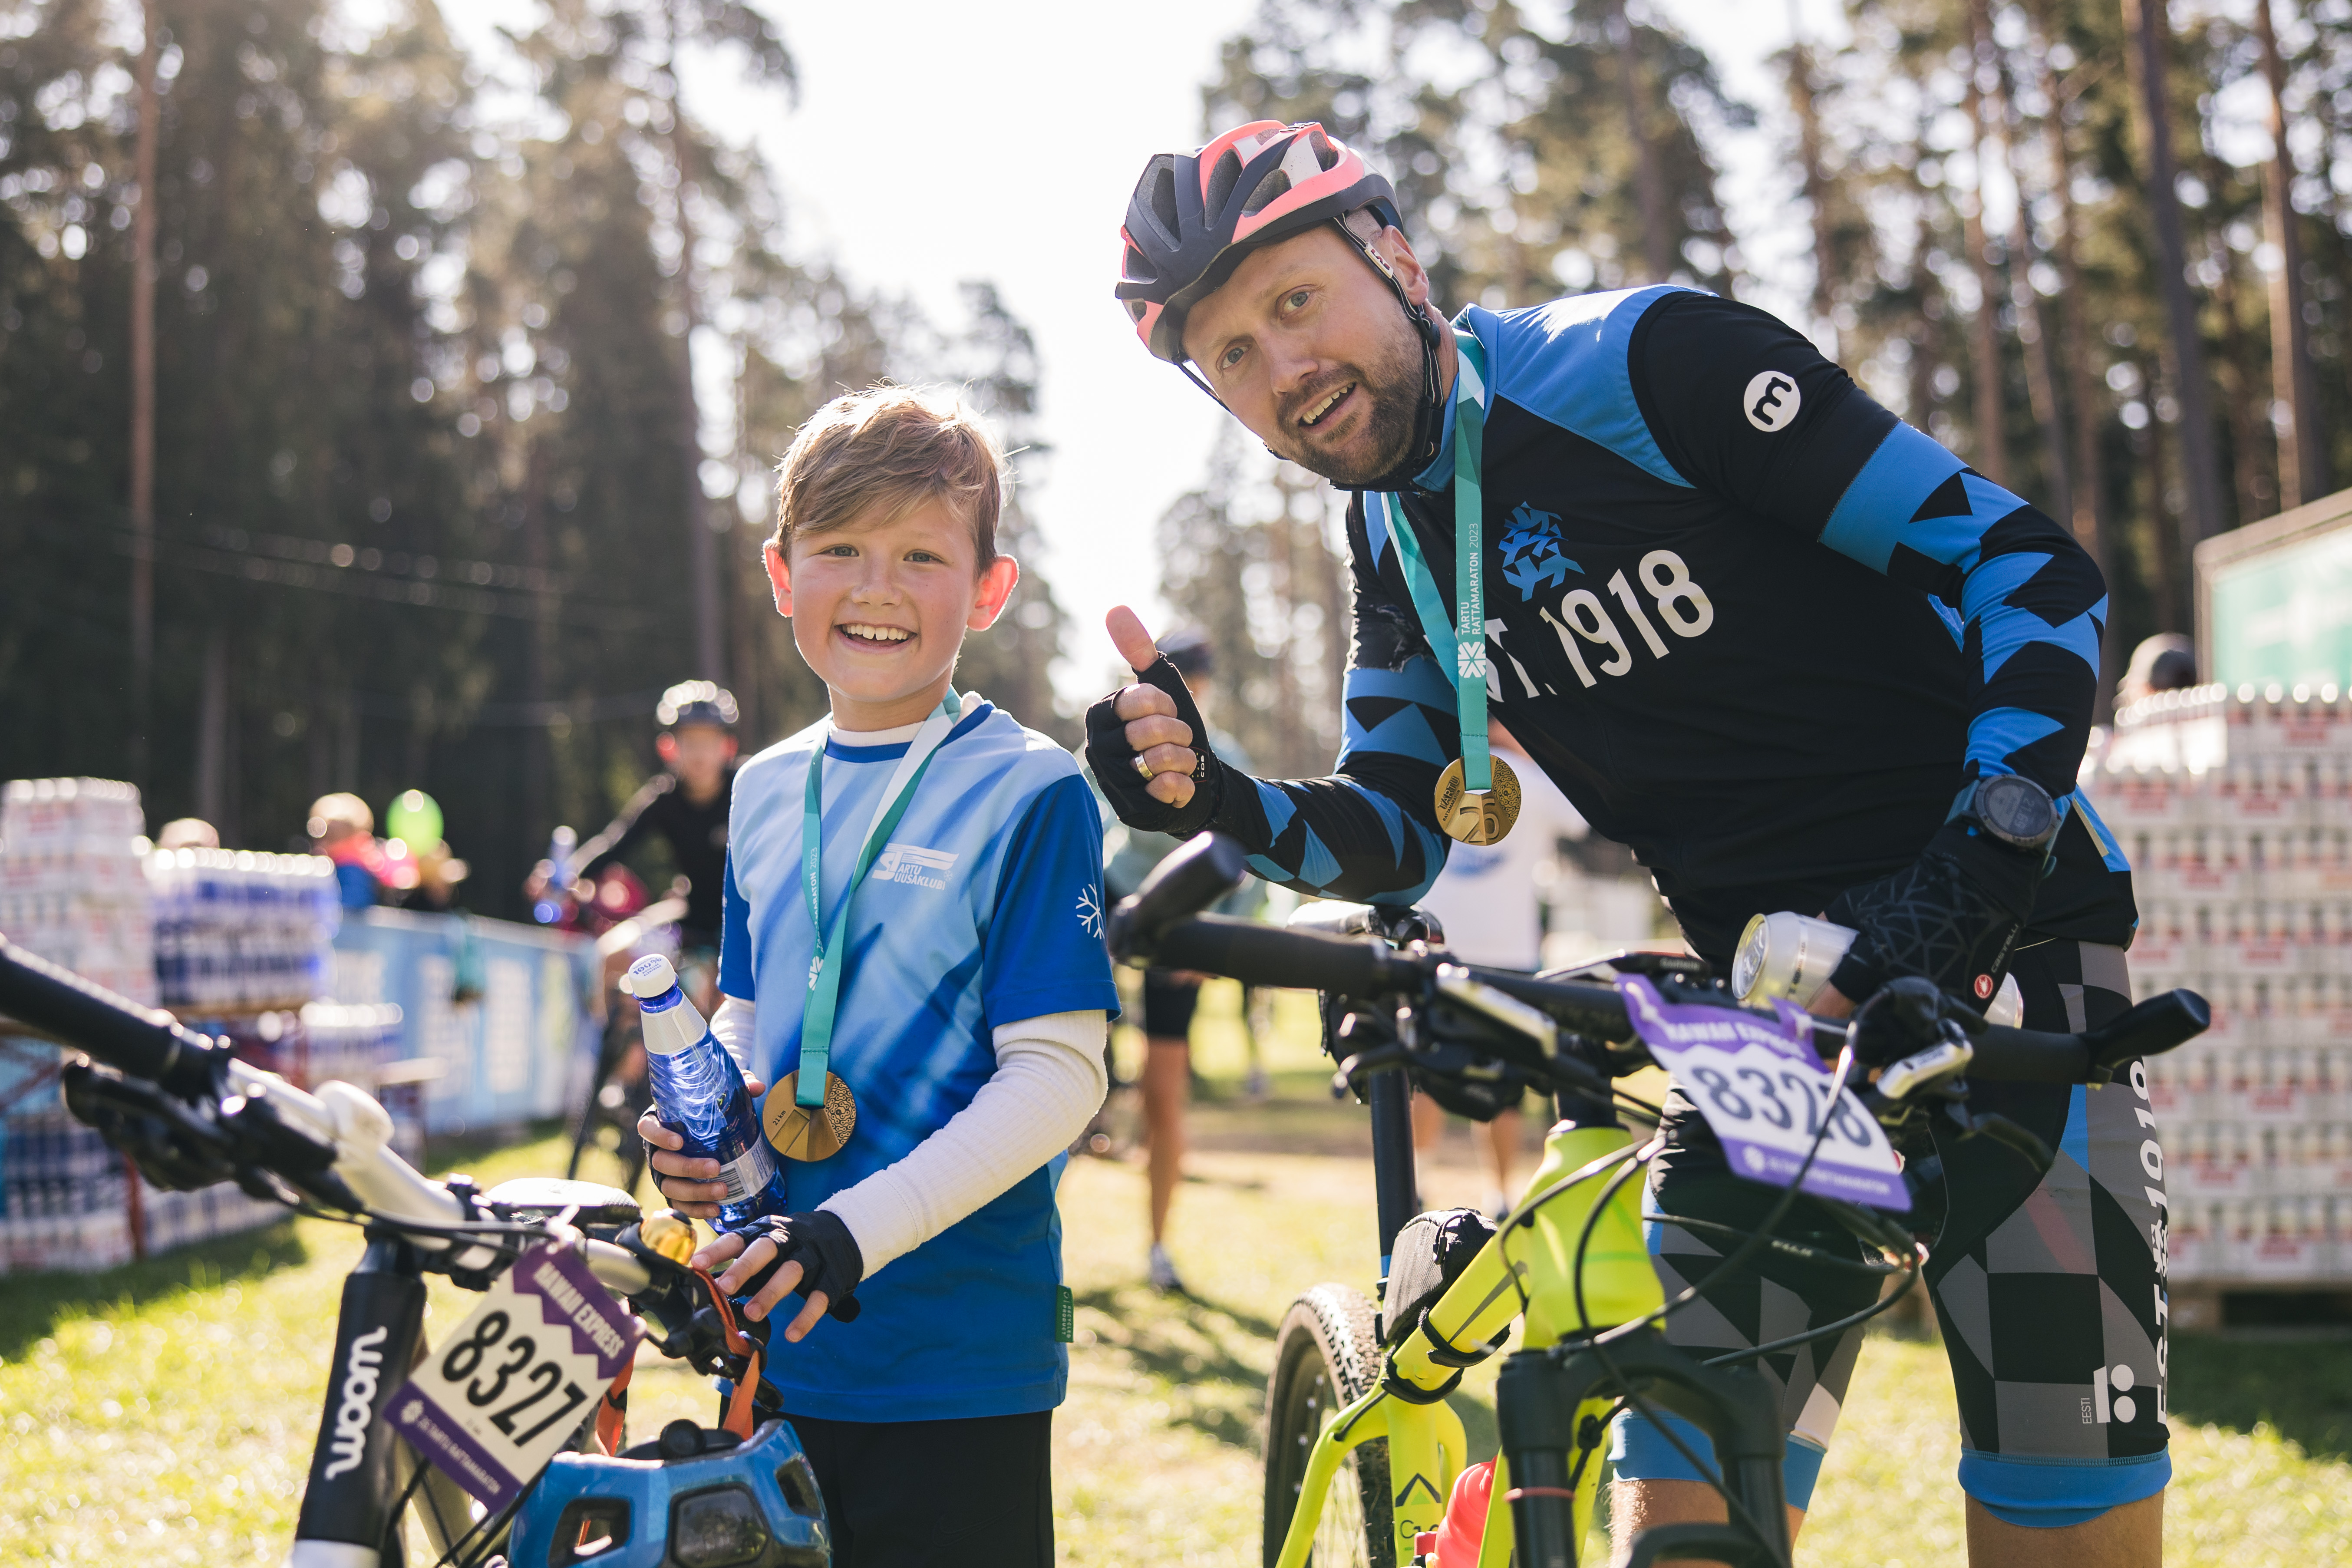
left=1198, top=285, right=2136, bottom=964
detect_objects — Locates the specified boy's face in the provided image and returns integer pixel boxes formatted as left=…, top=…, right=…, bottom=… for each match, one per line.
left=657, top=723, right=738, bottom=800
left=764, top=494, right=1020, bottom=730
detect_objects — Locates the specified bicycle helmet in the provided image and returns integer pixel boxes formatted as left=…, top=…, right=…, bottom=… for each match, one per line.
left=1116, top=120, right=1446, bottom=489
left=656, top=680, right=739, bottom=730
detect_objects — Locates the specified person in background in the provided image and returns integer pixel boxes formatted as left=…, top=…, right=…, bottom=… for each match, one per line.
left=1085, top=627, right=1266, bottom=1294
left=155, top=819, right=219, bottom=851
left=1409, top=719, right=1589, bottom=1218
left=308, top=793, right=390, bottom=910
left=2117, top=632, right=2197, bottom=707
left=534, top=682, right=740, bottom=984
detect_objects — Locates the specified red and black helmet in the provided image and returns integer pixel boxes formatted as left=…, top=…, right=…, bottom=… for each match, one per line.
left=1116, top=120, right=1402, bottom=365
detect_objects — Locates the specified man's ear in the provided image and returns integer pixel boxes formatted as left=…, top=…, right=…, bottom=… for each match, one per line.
left=967, top=555, right=1021, bottom=631
left=655, top=732, right=680, bottom=766
left=1377, top=225, right=1435, bottom=313
left=763, top=540, right=793, bottom=617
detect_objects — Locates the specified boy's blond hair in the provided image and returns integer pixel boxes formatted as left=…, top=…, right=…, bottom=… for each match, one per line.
left=771, top=385, right=1006, bottom=569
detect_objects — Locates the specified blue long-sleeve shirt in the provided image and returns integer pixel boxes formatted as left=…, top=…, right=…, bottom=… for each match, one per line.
left=1199, top=287, right=2134, bottom=964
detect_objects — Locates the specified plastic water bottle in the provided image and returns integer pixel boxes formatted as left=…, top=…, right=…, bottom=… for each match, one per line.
left=626, top=953, right=787, bottom=1230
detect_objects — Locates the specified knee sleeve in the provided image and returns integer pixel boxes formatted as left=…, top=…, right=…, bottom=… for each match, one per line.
left=1608, top=1410, right=1830, bottom=1513
left=1957, top=1448, right=2171, bottom=1528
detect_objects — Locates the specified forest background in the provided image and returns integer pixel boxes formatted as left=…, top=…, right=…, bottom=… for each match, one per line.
left=3, top=0, right=2348, bottom=918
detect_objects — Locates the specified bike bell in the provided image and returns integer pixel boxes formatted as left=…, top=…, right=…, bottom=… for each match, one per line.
left=505, top=1416, right=829, bottom=1568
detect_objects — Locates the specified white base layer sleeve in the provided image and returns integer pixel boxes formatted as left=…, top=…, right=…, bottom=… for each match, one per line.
left=711, top=995, right=757, bottom=1076
left=707, top=999, right=1108, bottom=1276
left=817, top=1010, right=1108, bottom=1276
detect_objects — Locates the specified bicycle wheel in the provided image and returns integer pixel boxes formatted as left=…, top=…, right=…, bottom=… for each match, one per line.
left=1263, top=1283, right=1394, bottom=1568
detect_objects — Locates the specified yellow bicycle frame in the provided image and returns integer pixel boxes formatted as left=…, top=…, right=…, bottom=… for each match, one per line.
left=1272, top=1120, right=1665, bottom=1568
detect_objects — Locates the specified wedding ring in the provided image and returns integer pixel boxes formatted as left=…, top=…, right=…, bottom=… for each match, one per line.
left=1133, top=755, right=1155, bottom=781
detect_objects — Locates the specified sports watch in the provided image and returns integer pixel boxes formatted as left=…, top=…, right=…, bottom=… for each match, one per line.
left=1950, top=773, right=2060, bottom=855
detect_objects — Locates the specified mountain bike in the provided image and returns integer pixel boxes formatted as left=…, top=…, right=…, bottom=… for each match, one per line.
left=0, top=932, right=826, bottom=1568
left=1108, top=835, right=2207, bottom=1568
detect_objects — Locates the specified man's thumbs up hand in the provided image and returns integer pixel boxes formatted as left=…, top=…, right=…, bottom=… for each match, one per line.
left=1085, top=607, right=1222, bottom=833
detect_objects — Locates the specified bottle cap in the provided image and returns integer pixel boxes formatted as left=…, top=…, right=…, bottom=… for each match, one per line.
left=622, top=952, right=678, bottom=1000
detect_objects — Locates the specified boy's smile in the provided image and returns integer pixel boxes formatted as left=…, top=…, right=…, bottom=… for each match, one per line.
left=766, top=495, right=1019, bottom=731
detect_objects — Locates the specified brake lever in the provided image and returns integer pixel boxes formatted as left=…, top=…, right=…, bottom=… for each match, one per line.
left=1941, top=1103, right=2053, bottom=1168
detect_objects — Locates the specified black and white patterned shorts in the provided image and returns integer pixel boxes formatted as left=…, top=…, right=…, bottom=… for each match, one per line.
left=1612, top=939, right=2173, bottom=1527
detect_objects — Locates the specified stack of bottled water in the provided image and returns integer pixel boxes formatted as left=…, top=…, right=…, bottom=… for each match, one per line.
left=0, top=777, right=155, bottom=1005
left=147, top=847, right=340, bottom=1013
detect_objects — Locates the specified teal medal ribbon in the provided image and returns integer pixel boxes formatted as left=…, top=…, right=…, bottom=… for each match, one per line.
left=796, top=689, right=966, bottom=1108
left=1379, top=330, right=1520, bottom=842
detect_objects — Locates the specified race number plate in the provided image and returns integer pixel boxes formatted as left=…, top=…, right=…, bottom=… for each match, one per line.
left=387, top=1241, right=641, bottom=1510
left=1618, top=975, right=1910, bottom=1213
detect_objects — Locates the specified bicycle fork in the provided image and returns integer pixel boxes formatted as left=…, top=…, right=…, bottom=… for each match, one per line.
left=1270, top=1386, right=1468, bottom=1568
left=1497, top=1330, right=1790, bottom=1568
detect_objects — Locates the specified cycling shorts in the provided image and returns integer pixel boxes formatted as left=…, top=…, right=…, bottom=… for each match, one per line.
left=1139, top=969, right=1201, bottom=1043
left=1611, top=939, right=2171, bottom=1526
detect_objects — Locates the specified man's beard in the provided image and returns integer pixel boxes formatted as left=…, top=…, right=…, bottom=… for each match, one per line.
left=1282, top=317, right=1428, bottom=488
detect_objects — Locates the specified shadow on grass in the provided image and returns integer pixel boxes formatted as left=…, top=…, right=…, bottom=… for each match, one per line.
left=1076, top=1285, right=1281, bottom=1453
left=2168, top=1336, right=2352, bottom=1464
left=0, top=1216, right=306, bottom=1362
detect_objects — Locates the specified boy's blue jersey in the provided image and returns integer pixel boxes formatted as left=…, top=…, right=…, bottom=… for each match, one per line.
left=1198, top=286, right=2136, bottom=965
left=719, top=700, right=1118, bottom=1422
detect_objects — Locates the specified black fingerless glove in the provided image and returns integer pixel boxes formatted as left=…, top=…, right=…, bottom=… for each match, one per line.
left=1824, top=822, right=2042, bottom=1005
left=1083, top=654, right=1227, bottom=837
left=737, top=1209, right=866, bottom=1323
left=1845, top=974, right=1982, bottom=1069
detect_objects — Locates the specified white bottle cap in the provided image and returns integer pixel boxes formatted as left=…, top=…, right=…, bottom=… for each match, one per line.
left=621, top=952, right=677, bottom=999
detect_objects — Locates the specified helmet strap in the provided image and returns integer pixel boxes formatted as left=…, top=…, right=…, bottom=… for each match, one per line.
left=1333, top=218, right=1446, bottom=495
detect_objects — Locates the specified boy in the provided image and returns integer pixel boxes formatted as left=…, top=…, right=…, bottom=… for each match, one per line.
left=641, top=386, right=1116, bottom=1568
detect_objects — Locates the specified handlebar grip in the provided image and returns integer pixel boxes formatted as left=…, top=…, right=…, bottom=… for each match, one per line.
left=1108, top=834, right=1248, bottom=961
left=2082, top=988, right=2209, bottom=1076
left=1968, top=988, right=2209, bottom=1084
left=0, top=936, right=225, bottom=1099
left=1148, top=915, right=1407, bottom=994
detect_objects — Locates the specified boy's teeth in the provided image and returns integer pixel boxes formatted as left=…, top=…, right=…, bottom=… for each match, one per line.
left=844, top=624, right=910, bottom=643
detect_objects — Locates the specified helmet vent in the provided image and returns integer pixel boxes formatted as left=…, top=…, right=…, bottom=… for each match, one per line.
left=1241, top=168, right=1291, bottom=216
left=1138, top=156, right=1180, bottom=234
left=1123, top=243, right=1151, bottom=284
left=1205, top=147, right=1244, bottom=216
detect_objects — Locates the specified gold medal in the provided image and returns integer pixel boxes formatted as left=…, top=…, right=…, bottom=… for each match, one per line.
left=1434, top=754, right=1521, bottom=844
left=763, top=1070, right=857, bottom=1162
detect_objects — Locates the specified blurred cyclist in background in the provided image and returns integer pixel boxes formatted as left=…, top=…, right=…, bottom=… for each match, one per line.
left=531, top=681, right=741, bottom=993
left=1085, top=629, right=1266, bottom=1294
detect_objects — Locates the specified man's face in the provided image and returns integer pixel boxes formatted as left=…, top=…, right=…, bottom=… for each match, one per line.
left=1180, top=224, right=1434, bottom=487
left=659, top=723, right=737, bottom=799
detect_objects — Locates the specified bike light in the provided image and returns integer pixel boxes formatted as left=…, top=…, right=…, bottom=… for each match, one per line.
left=669, top=1483, right=770, bottom=1567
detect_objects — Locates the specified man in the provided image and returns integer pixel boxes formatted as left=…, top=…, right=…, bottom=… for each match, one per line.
left=535, top=681, right=741, bottom=966
left=1087, top=122, right=2157, bottom=1565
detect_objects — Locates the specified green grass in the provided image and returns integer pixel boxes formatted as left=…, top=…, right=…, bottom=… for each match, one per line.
left=2, top=981, right=2348, bottom=1563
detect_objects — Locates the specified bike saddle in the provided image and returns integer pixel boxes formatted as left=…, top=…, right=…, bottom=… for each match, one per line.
left=485, top=1176, right=643, bottom=1231
left=509, top=1416, right=829, bottom=1567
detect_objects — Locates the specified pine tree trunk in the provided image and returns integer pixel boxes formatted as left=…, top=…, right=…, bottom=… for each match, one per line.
left=1989, top=16, right=2069, bottom=526
left=2029, top=0, right=2114, bottom=710
left=1788, top=34, right=1836, bottom=349
left=1608, top=0, right=1674, bottom=284
left=2257, top=0, right=2326, bottom=507
left=1963, top=0, right=2010, bottom=485
left=130, top=1, right=161, bottom=786
left=2122, top=0, right=2228, bottom=552
left=667, top=4, right=725, bottom=683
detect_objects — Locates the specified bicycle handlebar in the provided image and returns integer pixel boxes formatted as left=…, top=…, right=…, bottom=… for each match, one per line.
left=0, top=934, right=654, bottom=1295
left=1112, top=839, right=2207, bottom=1087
